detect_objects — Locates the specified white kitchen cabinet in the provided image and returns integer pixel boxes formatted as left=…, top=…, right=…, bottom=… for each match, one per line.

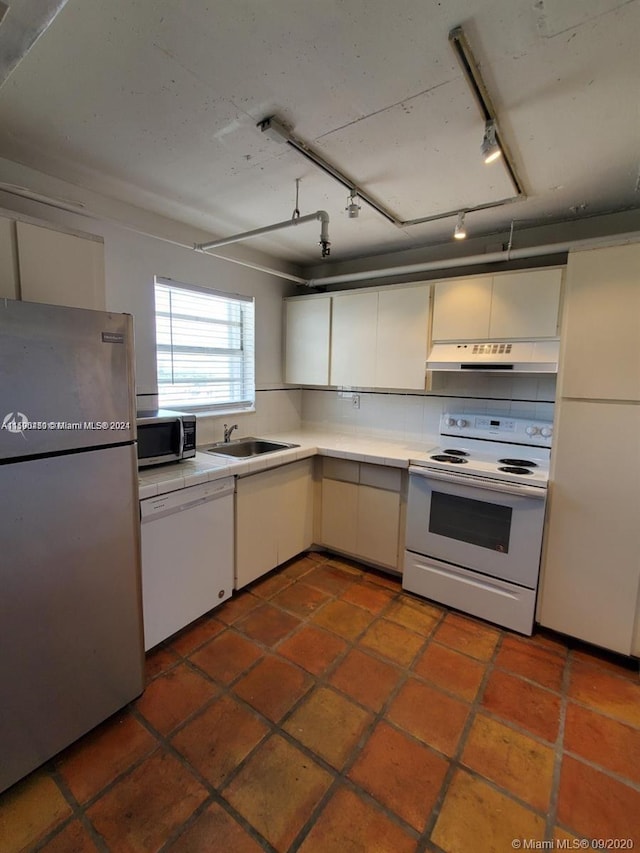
left=0, top=216, right=19, bottom=299
left=537, top=242, right=640, bottom=655
left=330, top=290, right=379, bottom=387
left=277, top=458, right=316, bottom=565
left=559, top=243, right=640, bottom=401
left=538, top=401, right=640, bottom=655
left=330, top=284, right=430, bottom=389
left=284, top=296, right=331, bottom=385
left=320, top=458, right=402, bottom=570
left=235, top=459, right=315, bottom=589
left=375, top=285, right=430, bottom=389
left=235, top=466, right=279, bottom=589
left=16, top=221, right=105, bottom=311
left=320, top=477, right=359, bottom=555
left=431, top=276, right=493, bottom=340
left=489, top=269, right=562, bottom=339
left=431, top=268, right=562, bottom=341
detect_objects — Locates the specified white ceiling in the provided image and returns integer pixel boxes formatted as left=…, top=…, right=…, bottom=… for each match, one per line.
left=0, top=0, right=638, bottom=266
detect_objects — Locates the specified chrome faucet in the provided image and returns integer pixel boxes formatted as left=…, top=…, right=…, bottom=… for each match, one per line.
left=223, top=423, right=238, bottom=443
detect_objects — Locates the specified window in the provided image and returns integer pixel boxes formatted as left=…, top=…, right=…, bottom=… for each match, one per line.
left=154, top=277, right=255, bottom=412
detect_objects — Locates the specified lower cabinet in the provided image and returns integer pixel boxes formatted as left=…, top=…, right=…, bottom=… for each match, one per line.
left=320, top=458, right=402, bottom=570
left=235, top=459, right=315, bottom=589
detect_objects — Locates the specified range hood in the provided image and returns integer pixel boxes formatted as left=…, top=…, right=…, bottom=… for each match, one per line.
left=426, top=340, right=560, bottom=373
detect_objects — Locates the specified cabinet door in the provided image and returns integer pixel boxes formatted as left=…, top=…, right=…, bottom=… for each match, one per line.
left=431, top=277, right=492, bottom=340
left=330, top=291, right=378, bottom=386
left=16, top=221, right=105, bottom=310
left=376, top=285, right=430, bottom=389
left=235, top=469, right=279, bottom=589
left=320, top=478, right=358, bottom=554
left=538, top=401, right=640, bottom=654
left=285, top=297, right=331, bottom=385
left=561, top=244, right=640, bottom=401
left=489, top=268, right=562, bottom=339
left=0, top=216, right=19, bottom=299
left=356, top=485, right=400, bottom=569
left=276, top=459, right=314, bottom=564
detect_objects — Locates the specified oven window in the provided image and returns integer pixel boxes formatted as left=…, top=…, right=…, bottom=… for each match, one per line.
left=429, top=491, right=512, bottom=553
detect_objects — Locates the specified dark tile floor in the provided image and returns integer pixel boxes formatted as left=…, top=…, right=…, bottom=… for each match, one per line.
left=2, top=551, right=640, bottom=852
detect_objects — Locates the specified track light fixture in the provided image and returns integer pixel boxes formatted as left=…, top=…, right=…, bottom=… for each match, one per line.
left=481, top=120, right=502, bottom=164
left=454, top=211, right=467, bottom=240
left=346, top=189, right=361, bottom=219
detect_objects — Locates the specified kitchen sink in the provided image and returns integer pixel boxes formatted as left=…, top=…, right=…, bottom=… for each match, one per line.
left=204, top=437, right=299, bottom=458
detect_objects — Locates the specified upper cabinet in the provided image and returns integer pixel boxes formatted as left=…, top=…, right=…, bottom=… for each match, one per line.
left=0, top=216, right=19, bottom=299
left=431, top=276, right=493, bottom=340
left=330, top=290, right=379, bottom=387
left=560, top=243, right=640, bottom=401
left=331, top=283, right=431, bottom=389
left=285, top=283, right=430, bottom=391
left=432, top=268, right=563, bottom=341
left=375, top=286, right=432, bottom=389
left=16, top=221, right=105, bottom=311
left=0, top=216, right=105, bottom=310
left=284, top=295, right=331, bottom=385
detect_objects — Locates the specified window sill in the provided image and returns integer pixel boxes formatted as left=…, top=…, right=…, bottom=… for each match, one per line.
left=190, top=405, right=256, bottom=419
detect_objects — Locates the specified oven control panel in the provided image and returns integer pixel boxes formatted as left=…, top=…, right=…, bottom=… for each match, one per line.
left=441, top=413, right=553, bottom=447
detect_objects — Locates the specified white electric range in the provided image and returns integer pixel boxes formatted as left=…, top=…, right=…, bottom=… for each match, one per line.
left=403, top=412, right=552, bottom=634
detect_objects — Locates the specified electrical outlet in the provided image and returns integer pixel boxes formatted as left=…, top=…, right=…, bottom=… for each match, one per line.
left=352, top=394, right=360, bottom=409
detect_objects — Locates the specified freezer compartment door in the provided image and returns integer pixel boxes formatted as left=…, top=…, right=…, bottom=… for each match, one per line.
left=0, top=444, right=144, bottom=793
left=0, top=300, right=135, bottom=458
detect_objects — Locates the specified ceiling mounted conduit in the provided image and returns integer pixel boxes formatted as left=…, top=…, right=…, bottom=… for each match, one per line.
left=253, top=25, right=526, bottom=242
left=194, top=209, right=331, bottom=258
left=304, top=231, right=640, bottom=288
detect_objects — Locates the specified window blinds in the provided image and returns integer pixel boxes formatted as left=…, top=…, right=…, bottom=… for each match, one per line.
left=155, top=278, right=255, bottom=411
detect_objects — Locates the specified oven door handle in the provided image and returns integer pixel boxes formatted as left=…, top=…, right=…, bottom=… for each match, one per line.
left=408, top=466, right=548, bottom=499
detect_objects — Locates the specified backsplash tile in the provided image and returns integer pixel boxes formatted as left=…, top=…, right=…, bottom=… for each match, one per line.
left=300, top=373, right=555, bottom=444
left=184, top=376, right=556, bottom=447
left=196, top=389, right=302, bottom=445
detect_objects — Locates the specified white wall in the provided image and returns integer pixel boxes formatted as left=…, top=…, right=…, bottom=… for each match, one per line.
left=0, top=195, right=297, bottom=406
left=100, top=221, right=292, bottom=394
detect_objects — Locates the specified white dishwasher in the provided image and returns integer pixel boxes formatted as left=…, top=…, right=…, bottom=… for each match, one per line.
left=140, top=476, right=234, bottom=651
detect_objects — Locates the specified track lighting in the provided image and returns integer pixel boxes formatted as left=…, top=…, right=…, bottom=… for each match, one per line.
left=346, top=189, right=361, bottom=219
left=481, top=120, right=502, bottom=164
left=454, top=211, right=467, bottom=240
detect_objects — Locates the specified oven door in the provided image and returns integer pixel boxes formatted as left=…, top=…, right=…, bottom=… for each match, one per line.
left=405, top=467, right=547, bottom=588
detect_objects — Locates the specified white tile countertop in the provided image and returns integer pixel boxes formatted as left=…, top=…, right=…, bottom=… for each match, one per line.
left=138, top=428, right=440, bottom=499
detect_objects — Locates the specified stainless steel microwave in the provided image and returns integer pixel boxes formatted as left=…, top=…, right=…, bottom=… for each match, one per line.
left=136, top=409, right=196, bottom=468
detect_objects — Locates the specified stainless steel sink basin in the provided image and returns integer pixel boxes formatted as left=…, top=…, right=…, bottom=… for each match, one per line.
left=204, top=437, right=299, bottom=458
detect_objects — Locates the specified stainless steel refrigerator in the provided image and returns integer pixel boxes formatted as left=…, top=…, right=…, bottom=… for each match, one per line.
left=0, top=299, right=145, bottom=794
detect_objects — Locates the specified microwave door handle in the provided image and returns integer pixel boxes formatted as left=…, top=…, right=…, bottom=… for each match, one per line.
left=408, top=466, right=547, bottom=499
left=179, top=418, right=184, bottom=454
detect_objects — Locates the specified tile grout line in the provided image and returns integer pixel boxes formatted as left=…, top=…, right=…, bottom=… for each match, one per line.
left=127, top=703, right=278, bottom=852
left=417, top=622, right=505, bottom=849
left=215, top=559, right=447, bottom=848
left=546, top=649, right=576, bottom=840
left=283, top=598, right=447, bottom=850
left=31, top=764, right=111, bottom=853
